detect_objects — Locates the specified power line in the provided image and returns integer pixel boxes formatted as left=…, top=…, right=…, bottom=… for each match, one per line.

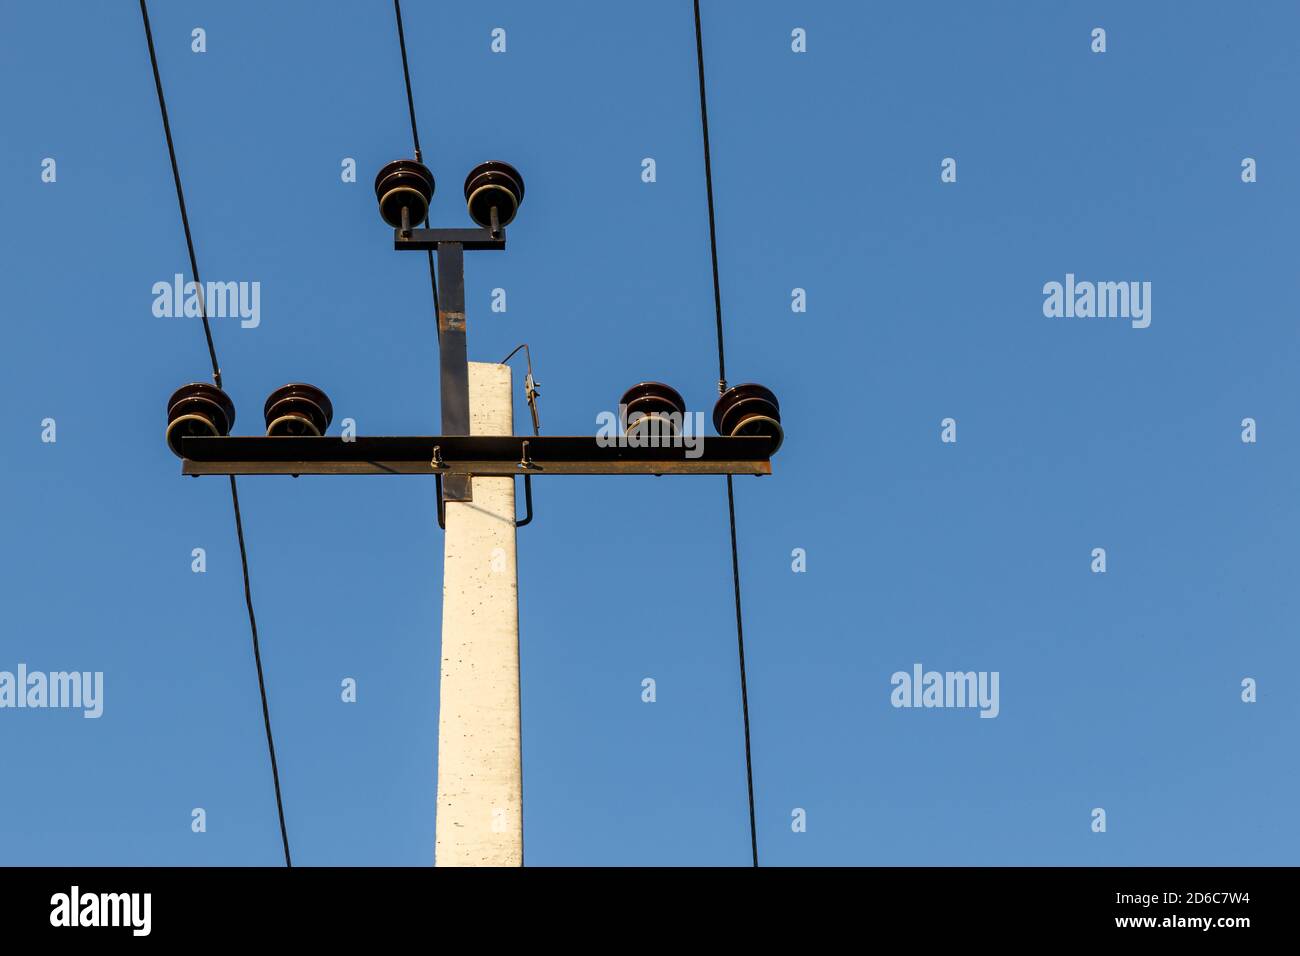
left=139, top=0, right=220, bottom=388
left=393, top=0, right=441, bottom=327
left=725, top=475, right=757, bottom=865
left=393, top=0, right=423, bottom=160
left=228, top=476, right=292, bottom=867
left=139, top=0, right=292, bottom=868
left=693, top=0, right=728, bottom=392
left=693, top=0, right=759, bottom=867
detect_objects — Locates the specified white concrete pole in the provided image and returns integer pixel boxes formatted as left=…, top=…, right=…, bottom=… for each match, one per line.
left=435, top=361, right=523, bottom=866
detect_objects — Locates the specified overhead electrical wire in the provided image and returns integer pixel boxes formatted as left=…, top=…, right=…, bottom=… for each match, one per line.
left=139, top=4, right=220, bottom=387
left=393, top=0, right=441, bottom=327
left=139, top=0, right=293, bottom=868
left=692, top=0, right=759, bottom=867
left=693, top=1, right=728, bottom=392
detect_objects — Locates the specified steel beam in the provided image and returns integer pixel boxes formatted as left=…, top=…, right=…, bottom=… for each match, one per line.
left=435, top=242, right=472, bottom=501
left=395, top=227, right=506, bottom=252
left=179, top=435, right=774, bottom=477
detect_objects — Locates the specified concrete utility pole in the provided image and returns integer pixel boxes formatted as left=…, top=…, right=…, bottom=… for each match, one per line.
left=435, top=362, right=522, bottom=866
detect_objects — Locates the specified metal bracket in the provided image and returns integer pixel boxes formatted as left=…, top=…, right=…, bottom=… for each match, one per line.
left=432, top=442, right=531, bottom=530
left=435, top=472, right=532, bottom=531
left=432, top=445, right=449, bottom=530
left=435, top=472, right=446, bottom=530
left=500, top=344, right=542, bottom=529
left=395, top=224, right=511, bottom=505
left=516, top=474, right=533, bottom=528
left=434, top=241, right=472, bottom=502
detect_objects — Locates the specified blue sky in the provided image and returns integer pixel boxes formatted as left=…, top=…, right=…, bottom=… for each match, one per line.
left=2, top=0, right=1298, bottom=866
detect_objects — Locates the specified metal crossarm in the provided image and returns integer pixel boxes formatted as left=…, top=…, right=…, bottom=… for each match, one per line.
left=179, top=435, right=775, bottom=477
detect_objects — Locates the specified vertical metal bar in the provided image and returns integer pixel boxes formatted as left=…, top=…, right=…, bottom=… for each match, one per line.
left=436, top=242, right=472, bottom=501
